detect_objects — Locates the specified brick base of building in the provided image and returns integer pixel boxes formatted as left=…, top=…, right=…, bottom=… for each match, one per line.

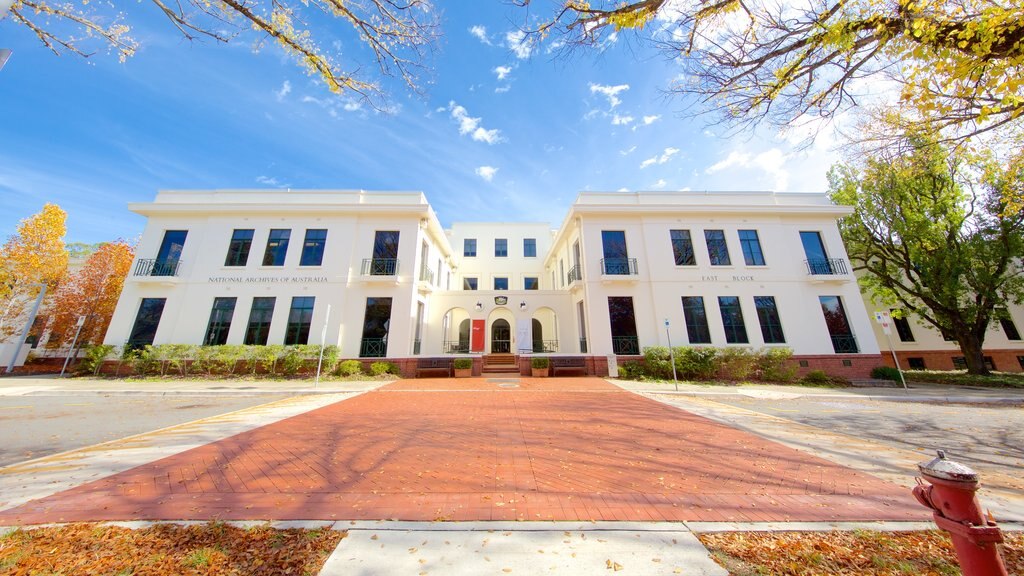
left=880, top=349, right=1024, bottom=373
left=790, top=354, right=886, bottom=379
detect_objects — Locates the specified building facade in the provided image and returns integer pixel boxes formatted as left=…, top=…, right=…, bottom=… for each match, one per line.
left=105, top=189, right=889, bottom=376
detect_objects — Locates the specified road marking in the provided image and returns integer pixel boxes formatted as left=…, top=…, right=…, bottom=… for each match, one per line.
left=0, top=405, right=32, bottom=410
left=64, top=403, right=94, bottom=407
left=766, top=407, right=798, bottom=412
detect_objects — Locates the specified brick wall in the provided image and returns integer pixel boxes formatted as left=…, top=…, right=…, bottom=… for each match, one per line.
left=881, top=349, right=1024, bottom=373
left=790, top=354, right=886, bottom=379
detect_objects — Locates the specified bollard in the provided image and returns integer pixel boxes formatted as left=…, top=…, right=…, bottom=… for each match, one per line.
left=912, top=450, right=1008, bottom=576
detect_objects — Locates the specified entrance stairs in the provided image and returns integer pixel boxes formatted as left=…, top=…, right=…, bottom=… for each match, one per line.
left=482, top=354, right=520, bottom=375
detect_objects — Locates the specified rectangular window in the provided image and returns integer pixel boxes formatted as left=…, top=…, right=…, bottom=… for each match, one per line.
left=718, top=296, right=749, bottom=344
left=892, top=309, right=915, bottom=342
left=754, top=296, right=785, bottom=343
left=524, top=277, right=539, bottom=290
left=494, top=277, right=508, bottom=290
left=908, top=357, right=926, bottom=370
left=224, top=229, right=254, bottom=267
left=464, top=238, right=476, bottom=257
left=127, top=298, right=166, bottom=349
left=681, top=296, right=712, bottom=344
left=203, top=297, right=236, bottom=346
left=1017, top=355, right=1024, bottom=370
left=601, top=230, right=633, bottom=275
left=738, top=230, right=765, bottom=266
left=705, top=230, right=731, bottom=265
left=244, top=297, right=276, bottom=345
left=670, top=230, right=695, bottom=266
left=369, top=230, right=400, bottom=275
left=299, top=229, right=327, bottom=266
left=153, top=230, right=187, bottom=276
left=819, top=296, right=858, bottom=353
left=284, top=296, right=315, bottom=345
left=495, top=238, right=508, bottom=257
left=463, top=277, right=478, bottom=290
left=607, top=296, right=639, bottom=354
left=801, top=231, right=834, bottom=274
left=524, top=238, right=537, bottom=257
left=360, top=297, right=392, bottom=358
left=952, top=356, right=967, bottom=370
left=262, top=229, right=290, bottom=266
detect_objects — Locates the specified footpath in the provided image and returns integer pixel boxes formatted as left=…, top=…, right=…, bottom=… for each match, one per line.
left=0, top=375, right=1021, bottom=575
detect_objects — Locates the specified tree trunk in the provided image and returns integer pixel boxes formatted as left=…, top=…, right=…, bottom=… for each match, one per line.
left=957, top=332, right=989, bottom=376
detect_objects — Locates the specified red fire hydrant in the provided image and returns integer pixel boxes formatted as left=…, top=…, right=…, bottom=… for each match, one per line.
left=913, top=450, right=1008, bottom=576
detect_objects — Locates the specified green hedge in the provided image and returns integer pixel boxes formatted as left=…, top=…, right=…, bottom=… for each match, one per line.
left=95, top=344, right=363, bottom=378
left=618, top=346, right=798, bottom=383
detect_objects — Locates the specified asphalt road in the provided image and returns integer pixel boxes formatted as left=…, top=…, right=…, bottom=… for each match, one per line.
left=0, top=394, right=293, bottom=467
left=709, top=395, right=1024, bottom=478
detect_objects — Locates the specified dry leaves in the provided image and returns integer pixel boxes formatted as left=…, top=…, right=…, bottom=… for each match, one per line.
left=0, top=522, right=343, bottom=575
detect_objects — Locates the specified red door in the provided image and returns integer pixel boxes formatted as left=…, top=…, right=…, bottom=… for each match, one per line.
left=471, top=319, right=485, bottom=352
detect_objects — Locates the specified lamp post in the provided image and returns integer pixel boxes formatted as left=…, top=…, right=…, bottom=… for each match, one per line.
left=5, top=283, right=46, bottom=374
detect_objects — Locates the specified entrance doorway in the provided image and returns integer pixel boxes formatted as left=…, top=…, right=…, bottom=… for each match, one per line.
left=491, top=319, right=511, bottom=353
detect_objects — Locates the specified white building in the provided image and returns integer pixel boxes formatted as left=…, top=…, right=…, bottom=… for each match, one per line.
left=104, top=189, right=888, bottom=376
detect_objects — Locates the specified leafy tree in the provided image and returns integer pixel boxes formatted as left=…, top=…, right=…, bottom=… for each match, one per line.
left=829, top=133, right=1024, bottom=375
left=0, top=203, right=68, bottom=339
left=46, top=239, right=135, bottom=347
left=5, top=0, right=439, bottom=107
left=523, top=0, right=1024, bottom=143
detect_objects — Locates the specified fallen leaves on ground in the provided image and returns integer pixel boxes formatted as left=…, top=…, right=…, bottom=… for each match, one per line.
left=0, top=521, right=343, bottom=575
left=699, top=530, right=1023, bottom=575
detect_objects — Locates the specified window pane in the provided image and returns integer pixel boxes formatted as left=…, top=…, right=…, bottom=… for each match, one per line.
left=300, top=229, right=327, bottom=266
left=681, top=297, right=711, bottom=344
left=204, top=297, right=237, bottom=346
left=819, top=296, right=858, bottom=353
left=372, top=231, right=400, bottom=259
left=705, top=230, right=731, bottom=265
left=524, top=238, right=537, bottom=257
left=225, top=229, right=254, bottom=267
left=524, top=277, right=539, bottom=290
left=670, top=230, right=695, bottom=266
left=891, top=309, right=915, bottom=342
left=494, top=277, right=508, bottom=290
left=739, top=230, right=765, bottom=266
left=754, top=296, right=785, bottom=343
left=607, top=296, right=639, bottom=354
left=495, top=238, right=508, bottom=257
left=463, top=277, right=478, bottom=290
left=127, top=298, right=166, bottom=349
left=360, top=297, right=393, bottom=358
left=285, top=296, right=315, bottom=345
left=244, top=297, right=276, bottom=345
left=263, top=229, right=290, bottom=266
left=464, top=238, right=476, bottom=257
left=718, top=296, right=748, bottom=343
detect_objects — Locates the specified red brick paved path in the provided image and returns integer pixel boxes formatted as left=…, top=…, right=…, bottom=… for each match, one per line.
left=0, top=378, right=927, bottom=524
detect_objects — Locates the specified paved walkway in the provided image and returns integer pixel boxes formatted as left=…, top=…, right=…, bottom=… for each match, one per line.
left=0, top=377, right=925, bottom=525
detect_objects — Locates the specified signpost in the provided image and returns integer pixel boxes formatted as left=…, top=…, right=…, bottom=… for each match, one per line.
left=60, top=315, right=87, bottom=378
left=665, top=318, right=678, bottom=391
left=874, top=310, right=908, bottom=390
left=315, top=304, right=331, bottom=388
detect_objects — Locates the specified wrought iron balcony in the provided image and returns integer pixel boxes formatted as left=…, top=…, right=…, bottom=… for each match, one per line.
left=567, top=264, right=583, bottom=284
left=359, top=337, right=387, bottom=358
left=362, top=258, right=399, bottom=276
left=829, top=334, right=859, bottom=354
left=134, top=258, right=181, bottom=277
left=531, top=339, right=559, bottom=353
left=805, top=258, right=848, bottom=275
left=443, top=340, right=470, bottom=354
left=601, top=258, right=638, bottom=276
left=419, top=266, right=435, bottom=284
left=611, top=336, right=640, bottom=355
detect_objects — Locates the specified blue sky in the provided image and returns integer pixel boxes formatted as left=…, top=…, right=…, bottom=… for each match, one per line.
left=0, top=2, right=841, bottom=244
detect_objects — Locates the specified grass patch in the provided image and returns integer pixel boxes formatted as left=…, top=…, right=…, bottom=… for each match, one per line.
left=904, top=370, right=1024, bottom=389
left=699, top=530, right=1024, bottom=575
left=0, top=521, right=343, bottom=575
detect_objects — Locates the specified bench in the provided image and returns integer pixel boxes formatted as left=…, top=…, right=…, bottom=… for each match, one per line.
left=550, top=356, right=587, bottom=376
left=416, top=358, right=453, bottom=378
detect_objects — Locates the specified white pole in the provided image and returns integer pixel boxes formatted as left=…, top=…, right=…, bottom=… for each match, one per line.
left=60, top=316, right=87, bottom=377
left=885, top=330, right=908, bottom=390
left=665, top=318, right=678, bottom=391
left=6, top=283, right=46, bottom=374
left=315, top=304, right=331, bottom=388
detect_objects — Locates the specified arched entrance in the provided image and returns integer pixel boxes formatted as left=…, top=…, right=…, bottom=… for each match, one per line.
left=442, top=307, right=471, bottom=354
left=532, top=307, right=559, bottom=353
left=532, top=319, right=543, bottom=352
left=491, top=319, right=511, bottom=353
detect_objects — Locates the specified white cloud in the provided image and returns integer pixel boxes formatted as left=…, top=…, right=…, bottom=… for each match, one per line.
left=611, top=114, right=634, bottom=126
left=639, top=147, right=680, bottom=169
left=475, top=166, right=499, bottom=182
left=256, top=175, right=287, bottom=187
left=506, top=30, right=535, bottom=59
left=494, top=66, right=513, bottom=81
left=705, top=148, right=790, bottom=190
left=620, top=145, right=637, bottom=156
left=651, top=179, right=668, bottom=189
left=642, top=115, right=661, bottom=125
left=275, top=80, right=291, bottom=102
left=469, top=25, right=491, bottom=45
left=495, top=85, right=511, bottom=94
left=617, top=187, right=630, bottom=192
left=589, top=83, right=630, bottom=108
left=448, top=101, right=503, bottom=144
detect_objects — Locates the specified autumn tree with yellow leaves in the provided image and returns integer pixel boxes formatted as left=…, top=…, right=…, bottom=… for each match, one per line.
left=46, top=240, right=135, bottom=348
left=0, top=204, right=69, bottom=340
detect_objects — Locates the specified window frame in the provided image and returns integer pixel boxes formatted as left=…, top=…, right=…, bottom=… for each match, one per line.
left=754, top=296, right=785, bottom=344
left=299, top=229, right=328, bottom=267
left=524, top=277, right=539, bottom=290
left=493, top=277, right=509, bottom=290
left=670, top=229, right=696, bottom=266
left=203, top=297, right=237, bottom=346
left=262, top=229, right=291, bottom=267
left=704, top=230, right=732, bottom=266
left=738, top=230, right=766, bottom=266
left=463, top=238, right=477, bottom=257
left=495, top=238, right=508, bottom=258
left=244, top=297, right=276, bottom=346
left=523, top=238, right=537, bottom=258
left=718, top=296, right=749, bottom=344
left=681, top=296, right=712, bottom=344
left=284, top=296, right=315, bottom=345
left=224, top=229, right=254, bottom=267
left=463, top=277, right=478, bottom=291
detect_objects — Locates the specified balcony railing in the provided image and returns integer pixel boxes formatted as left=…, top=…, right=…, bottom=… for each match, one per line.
left=567, top=264, right=583, bottom=284
left=532, top=339, right=558, bottom=353
left=443, top=340, right=470, bottom=354
left=611, top=336, right=640, bottom=355
left=359, top=337, right=387, bottom=358
left=805, top=258, right=848, bottom=275
left=579, top=338, right=588, bottom=353
left=491, top=339, right=511, bottom=354
left=601, top=258, right=638, bottom=276
left=829, top=334, right=859, bottom=354
left=362, top=258, right=399, bottom=276
left=134, top=258, right=181, bottom=277
left=419, top=266, right=434, bottom=284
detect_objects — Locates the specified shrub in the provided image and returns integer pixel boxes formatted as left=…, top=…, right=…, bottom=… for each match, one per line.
left=370, top=361, right=399, bottom=376
left=131, top=345, right=162, bottom=376
left=641, top=347, right=674, bottom=379
left=802, top=369, right=832, bottom=385
left=717, top=347, right=756, bottom=380
left=757, top=347, right=798, bottom=383
left=452, top=357, right=473, bottom=370
left=531, top=357, right=550, bottom=369
left=320, top=345, right=340, bottom=373
left=280, top=347, right=305, bottom=376
left=336, top=359, right=364, bottom=376
left=79, top=344, right=114, bottom=375
left=676, top=347, right=718, bottom=380
left=871, top=366, right=902, bottom=381
left=616, top=361, right=643, bottom=380
left=209, top=345, right=246, bottom=375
